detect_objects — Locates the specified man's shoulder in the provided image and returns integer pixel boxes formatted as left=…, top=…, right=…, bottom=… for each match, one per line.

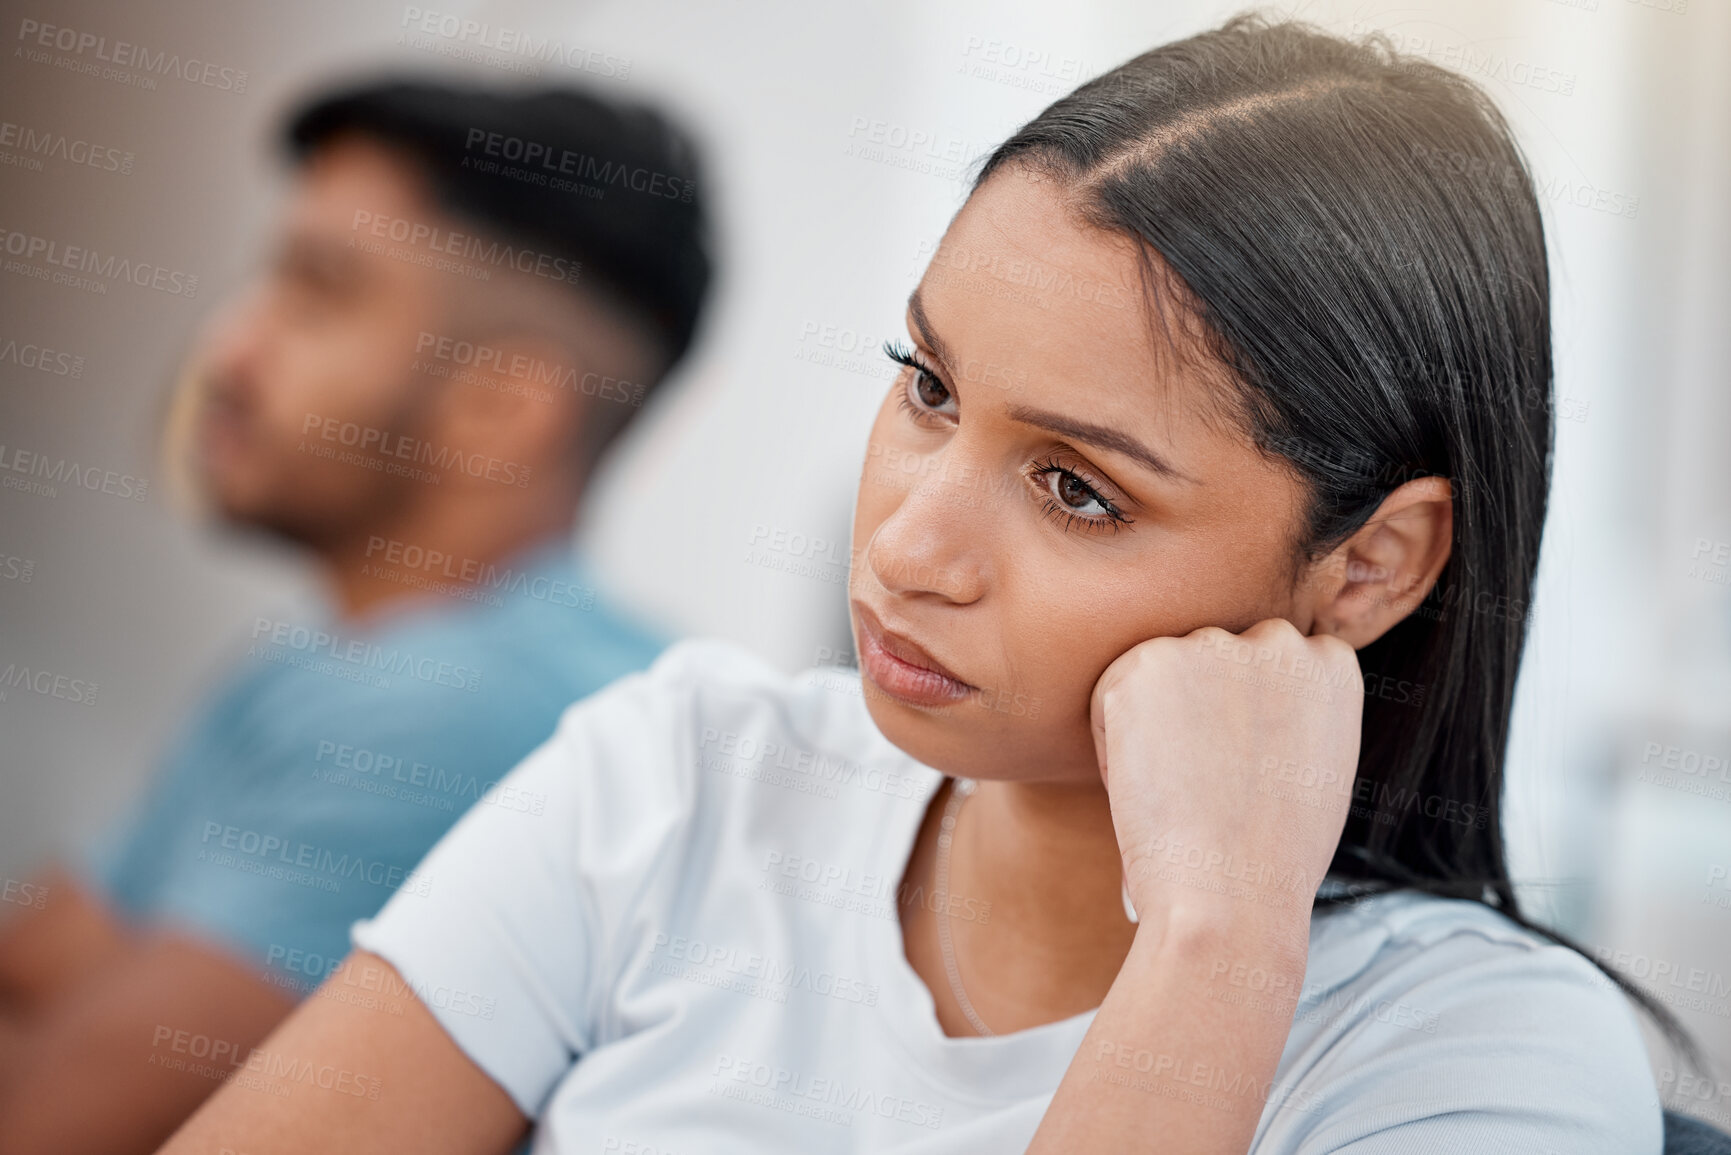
left=376, top=571, right=666, bottom=694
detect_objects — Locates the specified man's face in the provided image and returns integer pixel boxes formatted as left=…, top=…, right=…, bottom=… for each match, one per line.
left=193, top=136, right=449, bottom=547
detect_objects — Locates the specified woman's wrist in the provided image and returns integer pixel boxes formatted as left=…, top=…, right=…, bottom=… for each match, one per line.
left=1127, top=893, right=1312, bottom=986
left=1029, top=888, right=1312, bottom=1153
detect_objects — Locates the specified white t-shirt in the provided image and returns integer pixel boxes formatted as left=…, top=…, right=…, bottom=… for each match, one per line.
left=351, top=638, right=1662, bottom=1154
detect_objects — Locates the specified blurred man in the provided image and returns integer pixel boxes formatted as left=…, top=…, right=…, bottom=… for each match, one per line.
left=0, top=78, right=711, bottom=1152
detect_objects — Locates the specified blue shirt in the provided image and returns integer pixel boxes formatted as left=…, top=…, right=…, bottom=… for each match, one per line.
left=81, top=539, right=667, bottom=997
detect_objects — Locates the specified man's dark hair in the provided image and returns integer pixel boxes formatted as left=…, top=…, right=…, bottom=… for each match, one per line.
left=285, top=77, right=712, bottom=377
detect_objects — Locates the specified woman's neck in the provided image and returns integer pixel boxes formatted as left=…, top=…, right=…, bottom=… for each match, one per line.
left=898, top=776, right=1139, bottom=1037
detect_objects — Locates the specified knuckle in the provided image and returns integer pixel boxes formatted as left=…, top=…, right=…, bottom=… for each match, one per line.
left=1145, top=633, right=1187, bottom=654
left=1264, top=616, right=1305, bottom=639
left=1312, top=633, right=1358, bottom=663
left=1240, top=617, right=1295, bottom=644
left=1187, top=626, right=1235, bottom=657
left=1131, top=636, right=1181, bottom=669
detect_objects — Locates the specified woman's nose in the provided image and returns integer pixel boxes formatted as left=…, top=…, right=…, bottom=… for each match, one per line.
left=865, top=457, right=991, bottom=604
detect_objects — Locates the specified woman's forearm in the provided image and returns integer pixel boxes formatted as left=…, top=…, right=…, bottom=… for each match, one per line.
left=1028, top=901, right=1311, bottom=1155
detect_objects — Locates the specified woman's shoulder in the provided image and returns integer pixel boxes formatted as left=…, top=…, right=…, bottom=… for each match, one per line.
left=602, top=636, right=849, bottom=709
left=642, top=634, right=781, bottom=679
left=594, top=636, right=895, bottom=752
left=550, top=635, right=838, bottom=735
left=533, top=636, right=919, bottom=815
left=1304, top=887, right=1645, bottom=1022
left=1275, top=888, right=1662, bottom=1152
left=1307, top=887, right=1615, bottom=981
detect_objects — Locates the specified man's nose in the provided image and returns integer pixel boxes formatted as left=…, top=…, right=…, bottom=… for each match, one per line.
left=197, top=286, right=272, bottom=381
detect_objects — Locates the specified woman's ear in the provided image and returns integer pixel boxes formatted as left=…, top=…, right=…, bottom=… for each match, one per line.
left=1303, top=476, right=1454, bottom=648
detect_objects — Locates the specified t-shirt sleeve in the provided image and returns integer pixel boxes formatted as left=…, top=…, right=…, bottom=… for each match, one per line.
left=349, top=649, right=703, bottom=1118
left=72, top=617, right=630, bottom=984
left=78, top=734, right=208, bottom=917
left=123, top=675, right=580, bottom=977
left=1271, top=929, right=1662, bottom=1155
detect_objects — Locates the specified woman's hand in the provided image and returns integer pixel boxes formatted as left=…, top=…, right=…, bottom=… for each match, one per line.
left=1089, top=618, right=1363, bottom=947
left=1030, top=621, right=1363, bottom=1153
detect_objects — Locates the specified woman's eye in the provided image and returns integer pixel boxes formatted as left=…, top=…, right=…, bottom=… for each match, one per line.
left=914, top=371, right=952, bottom=411
left=1047, top=469, right=1109, bottom=516
left=1032, top=463, right=1130, bottom=533
left=884, top=341, right=955, bottom=420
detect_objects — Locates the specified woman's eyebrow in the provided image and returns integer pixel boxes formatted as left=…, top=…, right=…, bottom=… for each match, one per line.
left=909, top=286, right=1191, bottom=482
left=1004, top=405, right=1193, bottom=483
left=907, top=288, right=956, bottom=371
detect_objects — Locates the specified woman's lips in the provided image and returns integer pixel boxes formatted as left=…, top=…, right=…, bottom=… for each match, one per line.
left=853, top=603, right=975, bottom=708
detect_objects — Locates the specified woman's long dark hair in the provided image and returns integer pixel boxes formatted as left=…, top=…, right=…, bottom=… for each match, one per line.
left=974, top=13, right=1699, bottom=1066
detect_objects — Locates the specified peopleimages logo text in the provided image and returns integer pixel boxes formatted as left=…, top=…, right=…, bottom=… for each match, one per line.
left=349, top=210, right=578, bottom=284
left=250, top=617, right=483, bottom=693
left=15, top=18, right=248, bottom=91
left=0, top=443, right=149, bottom=500
left=398, top=8, right=631, bottom=79
left=199, top=821, right=430, bottom=895
left=301, top=413, right=532, bottom=488
left=462, top=129, right=694, bottom=201
left=0, top=227, right=198, bottom=297
left=0, top=120, right=134, bottom=173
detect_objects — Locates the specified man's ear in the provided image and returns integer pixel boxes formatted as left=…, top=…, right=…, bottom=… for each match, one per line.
left=424, top=331, right=588, bottom=476
left=1304, top=476, right=1454, bottom=649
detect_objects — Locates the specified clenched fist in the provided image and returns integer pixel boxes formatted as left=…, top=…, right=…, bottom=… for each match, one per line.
left=1089, top=619, right=1363, bottom=942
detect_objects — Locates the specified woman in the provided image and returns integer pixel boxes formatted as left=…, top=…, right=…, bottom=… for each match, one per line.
left=160, top=15, right=1680, bottom=1154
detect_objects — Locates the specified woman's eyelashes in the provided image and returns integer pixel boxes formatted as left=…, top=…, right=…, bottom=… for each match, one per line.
left=884, top=341, right=1132, bottom=535
left=1031, top=458, right=1132, bottom=533
left=885, top=341, right=954, bottom=423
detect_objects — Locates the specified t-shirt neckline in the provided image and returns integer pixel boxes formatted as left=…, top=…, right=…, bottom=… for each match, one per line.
left=857, top=768, right=1101, bottom=1105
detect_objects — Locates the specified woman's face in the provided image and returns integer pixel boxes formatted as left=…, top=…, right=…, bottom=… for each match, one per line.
left=849, top=165, right=1314, bottom=786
